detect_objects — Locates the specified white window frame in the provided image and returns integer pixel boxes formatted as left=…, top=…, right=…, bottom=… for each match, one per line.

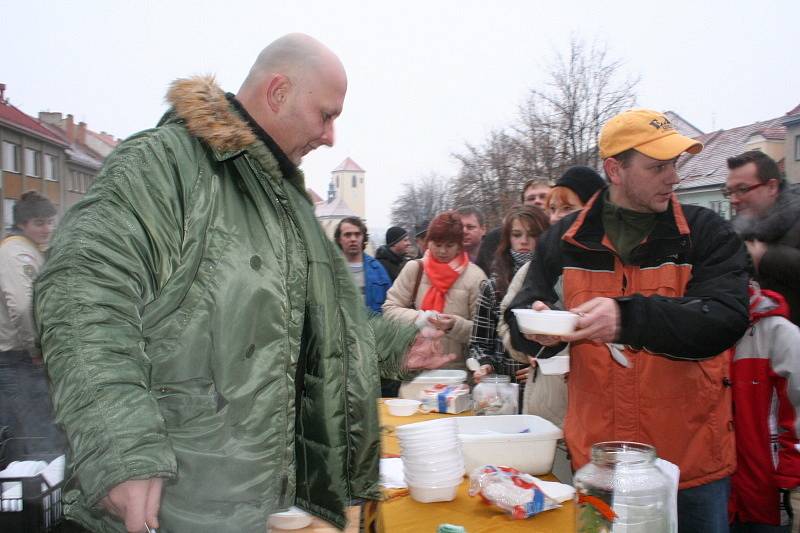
left=2, top=141, right=20, bottom=173
left=44, top=154, right=58, bottom=181
left=25, top=148, right=40, bottom=177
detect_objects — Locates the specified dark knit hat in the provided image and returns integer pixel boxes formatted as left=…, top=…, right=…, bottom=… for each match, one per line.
left=386, top=226, right=408, bottom=247
left=554, top=166, right=606, bottom=204
left=414, top=220, right=430, bottom=239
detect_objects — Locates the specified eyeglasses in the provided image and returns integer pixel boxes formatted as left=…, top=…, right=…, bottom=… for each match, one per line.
left=722, top=182, right=768, bottom=199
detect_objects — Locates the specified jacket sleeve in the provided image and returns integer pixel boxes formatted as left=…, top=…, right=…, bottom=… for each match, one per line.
left=468, top=279, right=499, bottom=368
left=0, top=245, right=40, bottom=355
left=617, top=211, right=750, bottom=359
left=767, top=317, right=800, bottom=489
left=368, top=315, right=419, bottom=381
left=759, top=243, right=800, bottom=292
left=504, top=226, right=568, bottom=359
left=382, top=260, right=423, bottom=326
left=446, top=265, right=484, bottom=345
left=499, top=263, right=535, bottom=364
left=34, top=131, right=186, bottom=507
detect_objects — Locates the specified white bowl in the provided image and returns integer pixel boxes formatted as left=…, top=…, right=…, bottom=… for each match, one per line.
left=395, top=417, right=457, bottom=434
left=512, top=309, right=579, bottom=336
left=404, top=465, right=465, bottom=482
left=537, top=355, right=570, bottom=375
left=268, top=506, right=313, bottom=530
left=401, top=451, right=464, bottom=467
left=408, top=481, right=460, bottom=503
left=385, top=399, right=421, bottom=416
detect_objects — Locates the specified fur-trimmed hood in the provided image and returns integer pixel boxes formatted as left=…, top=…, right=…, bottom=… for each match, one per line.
left=164, top=75, right=311, bottom=203
left=165, top=75, right=256, bottom=154
left=733, top=183, right=800, bottom=242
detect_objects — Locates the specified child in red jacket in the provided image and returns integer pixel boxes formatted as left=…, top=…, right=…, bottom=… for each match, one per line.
left=730, top=284, right=800, bottom=531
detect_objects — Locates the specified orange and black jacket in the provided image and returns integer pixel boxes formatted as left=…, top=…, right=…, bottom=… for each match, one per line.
left=505, top=191, right=750, bottom=489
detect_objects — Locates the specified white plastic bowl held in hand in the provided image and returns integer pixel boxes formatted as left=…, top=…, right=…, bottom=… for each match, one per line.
left=268, top=506, right=313, bottom=530
left=537, top=355, right=570, bottom=375
left=512, top=309, right=579, bottom=336
left=385, top=399, right=421, bottom=417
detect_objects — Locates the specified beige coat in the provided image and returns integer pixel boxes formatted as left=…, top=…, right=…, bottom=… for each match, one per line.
left=499, top=262, right=568, bottom=428
left=383, top=259, right=486, bottom=369
left=0, top=235, right=45, bottom=354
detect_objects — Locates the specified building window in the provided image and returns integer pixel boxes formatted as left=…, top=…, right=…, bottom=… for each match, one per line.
left=25, top=148, right=41, bottom=177
left=795, top=135, right=800, bottom=161
left=3, top=198, right=15, bottom=230
left=44, top=154, right=58, bottom=181
left=352, top=175, right=356, bottom=187
left=2, top=141, right=20, bottom=172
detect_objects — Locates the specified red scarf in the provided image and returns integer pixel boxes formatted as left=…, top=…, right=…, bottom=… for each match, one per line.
left=421, top=250, right=469, bottom=313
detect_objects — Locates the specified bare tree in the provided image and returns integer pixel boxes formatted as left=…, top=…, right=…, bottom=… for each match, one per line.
left=516, top=37, right=639, bottom=179
left=451, top=130, right=522, bottom=228
left=452, top=37, right=638, bottom=216
left=390, top=173, right=453, bottom=232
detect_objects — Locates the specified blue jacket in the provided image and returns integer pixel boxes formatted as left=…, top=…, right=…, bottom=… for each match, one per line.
left=364, top=254, right=391, bottom=314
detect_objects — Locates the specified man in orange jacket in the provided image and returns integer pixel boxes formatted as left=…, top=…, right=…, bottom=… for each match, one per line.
left=506, top=109, right=750, bottom=532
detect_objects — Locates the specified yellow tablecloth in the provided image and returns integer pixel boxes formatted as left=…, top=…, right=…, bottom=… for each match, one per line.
left=379, top=399, right=575, bottom=532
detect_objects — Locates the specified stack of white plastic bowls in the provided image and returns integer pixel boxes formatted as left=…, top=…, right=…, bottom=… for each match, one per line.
left=396, top=418, right=465, bottom=503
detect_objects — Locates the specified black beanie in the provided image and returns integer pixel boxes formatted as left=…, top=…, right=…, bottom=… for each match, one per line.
left=554, top=166, right=606, bottom=204
left=386, top=226, right=408, bottom=247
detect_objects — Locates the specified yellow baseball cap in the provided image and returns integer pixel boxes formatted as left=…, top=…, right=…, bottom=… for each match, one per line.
left=599, top=109, right=703, bottom=160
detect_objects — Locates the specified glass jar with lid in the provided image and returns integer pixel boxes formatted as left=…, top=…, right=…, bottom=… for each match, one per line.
left=574, top=441, right=672, bottom=533
left=471, top=375, right=518, bottom=415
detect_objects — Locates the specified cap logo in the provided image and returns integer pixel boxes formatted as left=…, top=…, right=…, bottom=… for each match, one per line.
left=649, top=118, right=674, bottom=132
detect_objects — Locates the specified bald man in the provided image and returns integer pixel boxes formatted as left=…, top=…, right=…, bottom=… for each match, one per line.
left=35, top=34, right=453, bottom=533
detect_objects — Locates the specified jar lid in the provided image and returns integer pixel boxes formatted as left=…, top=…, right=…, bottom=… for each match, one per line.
left=590, top=441, right=656, bottom=466
left=480, top=375, right=511, bottom=383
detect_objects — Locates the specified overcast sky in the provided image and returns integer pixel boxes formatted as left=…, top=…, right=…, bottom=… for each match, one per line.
left=3, top=0, right=798, bottom=237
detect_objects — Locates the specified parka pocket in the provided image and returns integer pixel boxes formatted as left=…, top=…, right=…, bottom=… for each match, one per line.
left=153, top=384, right=220, bottom=429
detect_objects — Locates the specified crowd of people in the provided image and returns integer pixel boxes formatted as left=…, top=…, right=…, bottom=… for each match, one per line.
left=1, top=33, right=799, bottom=533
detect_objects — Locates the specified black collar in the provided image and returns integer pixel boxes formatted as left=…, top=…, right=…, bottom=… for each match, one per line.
left=226, top=93, right=297, bottom=180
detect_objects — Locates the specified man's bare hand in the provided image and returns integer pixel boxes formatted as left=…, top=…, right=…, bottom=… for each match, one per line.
left=522, top=301, right=562, bottom=346
left=561, top=297, right=620, bottom=344
left=405, top=327, right=457, bottom=370
left=102, top=478, right=163, bottom=532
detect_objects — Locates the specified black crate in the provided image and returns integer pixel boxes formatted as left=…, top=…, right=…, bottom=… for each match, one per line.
left=0, top=437, right=64, bottom=532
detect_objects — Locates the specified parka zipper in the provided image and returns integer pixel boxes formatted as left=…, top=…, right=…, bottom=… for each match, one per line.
left=239, top=155, right=296, bottom=509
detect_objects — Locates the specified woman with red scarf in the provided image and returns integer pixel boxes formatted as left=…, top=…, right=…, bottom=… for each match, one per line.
left=383, top=211, right=487, bottom=370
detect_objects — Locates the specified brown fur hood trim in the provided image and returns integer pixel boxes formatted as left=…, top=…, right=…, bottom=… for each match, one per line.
left=165, top=75, right=255, bottom=153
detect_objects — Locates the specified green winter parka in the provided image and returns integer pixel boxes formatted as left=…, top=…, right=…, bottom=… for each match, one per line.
left=34, top=76, right=417, bottom=532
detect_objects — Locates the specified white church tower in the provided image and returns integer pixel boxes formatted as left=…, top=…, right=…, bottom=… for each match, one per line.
left=330, top=157, right=366, bottom=219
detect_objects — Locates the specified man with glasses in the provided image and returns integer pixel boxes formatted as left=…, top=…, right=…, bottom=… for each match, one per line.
left=726, top=150, right=800, bottom=325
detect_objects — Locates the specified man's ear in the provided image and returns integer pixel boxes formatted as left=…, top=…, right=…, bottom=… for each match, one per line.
left=767, top=178, right=781, bottom=197
left=266, top=74, right=291, bottom=113
left=603, top=158, right=622, bottom=186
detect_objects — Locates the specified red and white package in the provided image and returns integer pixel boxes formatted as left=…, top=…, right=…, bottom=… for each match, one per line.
left=468, top=465, right=561, bottom=519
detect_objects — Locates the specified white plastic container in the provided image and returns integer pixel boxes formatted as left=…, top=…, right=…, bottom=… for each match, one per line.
left=455, top=415, right=563, bottom=475
left=399, top=370, right=467, bottom=400
left=537, top=355, right=570, bottom=375
left=408, top=481, right=460, bottom=503
left=268, top=506, right=313, bottom=530
left=385, top=399, right=421, bottom=416
left=512, top=309, right=579, bottom=336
